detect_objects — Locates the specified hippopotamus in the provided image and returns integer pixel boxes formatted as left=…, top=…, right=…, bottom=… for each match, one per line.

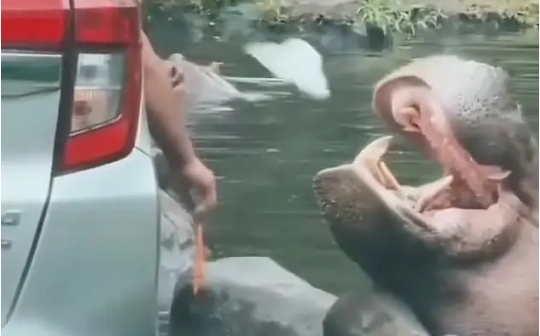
left=167, top=53, right=242, bottom=109
left=313, top=55, right=539, bottom=336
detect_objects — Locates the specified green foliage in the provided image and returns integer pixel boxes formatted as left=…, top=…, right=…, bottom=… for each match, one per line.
left=354, top=0, right=446, bottom=35
left=256, top=0, right=292, bottom=24
left=147, top=0, right=537, bottom=32
left=354, top=0, right=399, bottom=34
left=459, top=0, right=539, bottom=27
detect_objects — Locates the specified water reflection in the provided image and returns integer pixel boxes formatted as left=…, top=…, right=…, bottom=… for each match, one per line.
left=150, top=27, right=539, bottom=294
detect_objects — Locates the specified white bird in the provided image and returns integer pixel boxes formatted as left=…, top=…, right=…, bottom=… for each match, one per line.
left=244, top=38, right=331, bottom=100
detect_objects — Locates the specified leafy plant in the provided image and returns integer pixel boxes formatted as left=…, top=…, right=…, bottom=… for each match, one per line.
left=400, top=6, right=447, bottom=35
left=354, top=0, right=402, bottom=34
left=354, top=0, right=445, bottom=35
left=258, top=0, right=292, bottom=23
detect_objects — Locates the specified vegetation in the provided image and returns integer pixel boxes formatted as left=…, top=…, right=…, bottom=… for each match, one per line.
left=147, top=0, right=539, bottom=34
left=353, top=0, right=446, bottom=36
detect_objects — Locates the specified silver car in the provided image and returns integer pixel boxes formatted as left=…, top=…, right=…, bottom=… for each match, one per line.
left=2, top=1, right=191, bottom=335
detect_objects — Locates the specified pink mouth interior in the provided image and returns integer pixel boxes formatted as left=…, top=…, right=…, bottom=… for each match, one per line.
left=374, top=80, right=500, bottom=210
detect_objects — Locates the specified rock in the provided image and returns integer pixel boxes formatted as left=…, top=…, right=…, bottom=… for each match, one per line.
left=323, top=290, right=430, bottom=336
left=152, top=147, right=196, bottom=210
left=152, top=147, right=168, bottom=190
left=287, top=0, right=358, bottom=19
left=157, top=190, right=196, bottom=314
left=170, top=256, right=337, bottom=336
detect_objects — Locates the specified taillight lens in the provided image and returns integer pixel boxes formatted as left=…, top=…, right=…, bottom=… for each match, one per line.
left=71, top=53, right=124, bottom=134
left=62, top=48, right=141, bottom=173
left=61, top=0, right=142, bottom=173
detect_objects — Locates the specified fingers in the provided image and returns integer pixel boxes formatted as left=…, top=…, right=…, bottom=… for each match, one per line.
left=195, top=192, right=217, bottom=220
left=193, top=178, right=218, bottom=223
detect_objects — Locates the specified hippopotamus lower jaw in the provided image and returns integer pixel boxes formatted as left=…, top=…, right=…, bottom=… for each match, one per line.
left=314, top=135, right=528, bottom=263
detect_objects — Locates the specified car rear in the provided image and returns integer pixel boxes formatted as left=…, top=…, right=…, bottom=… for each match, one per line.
left=1, top=0, right=162, bottom=335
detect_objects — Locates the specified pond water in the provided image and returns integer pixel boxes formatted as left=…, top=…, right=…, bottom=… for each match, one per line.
left=148, top=23, right=539, bottom=294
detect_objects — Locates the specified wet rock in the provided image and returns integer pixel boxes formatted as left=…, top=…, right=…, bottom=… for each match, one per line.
left=287, top=0, right=358, bottom=19
left=153, top=147, right=168, bottom=190
left=218, top=2, right=264, bottom=40
left=170, top=256, right=337, bottom=336
left=152, top=147, right=196, bottom=208
left=152, top=147, right=178, bottom=201
left=157, top=190, right=196, bottom=313
left=323, top=290, right=429, bottom=336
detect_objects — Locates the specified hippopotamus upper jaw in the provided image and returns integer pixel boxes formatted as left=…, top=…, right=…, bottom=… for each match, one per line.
left=372, top=55, right=538, bottom=209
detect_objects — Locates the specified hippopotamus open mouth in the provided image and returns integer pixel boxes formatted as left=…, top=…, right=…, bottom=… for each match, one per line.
left=313, top=55, right=538, bottom=336
left=313, top=56, right=533, bottom=263
left=316, top=132, right=524, bottom=261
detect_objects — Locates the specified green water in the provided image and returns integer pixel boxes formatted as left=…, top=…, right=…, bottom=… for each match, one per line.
left=149, top=26, right=539, bottom=294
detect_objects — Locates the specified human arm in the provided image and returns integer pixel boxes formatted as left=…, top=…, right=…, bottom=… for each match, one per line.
left=141, top=31, right=217, bottom=216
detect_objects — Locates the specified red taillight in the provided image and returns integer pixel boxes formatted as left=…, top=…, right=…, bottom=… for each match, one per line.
left=74, top=0, right=139, bottom=45
left=1, top=0, right=142, bottom=173
left=62, top=0, right=142, bottom=173
left=1, top=0, right=70, bottom=50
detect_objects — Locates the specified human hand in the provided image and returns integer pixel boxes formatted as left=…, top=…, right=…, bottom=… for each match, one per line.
left=184, top=157, right=216, bottom=296
left=179, top=157, right=217, bottom=221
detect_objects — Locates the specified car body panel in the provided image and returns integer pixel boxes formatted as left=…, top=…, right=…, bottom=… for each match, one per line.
left=1, top=64, right=192, bottom=336
left=1, top=51, right=62, bottom=326
left=3, top=147, right=160, bottom=336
